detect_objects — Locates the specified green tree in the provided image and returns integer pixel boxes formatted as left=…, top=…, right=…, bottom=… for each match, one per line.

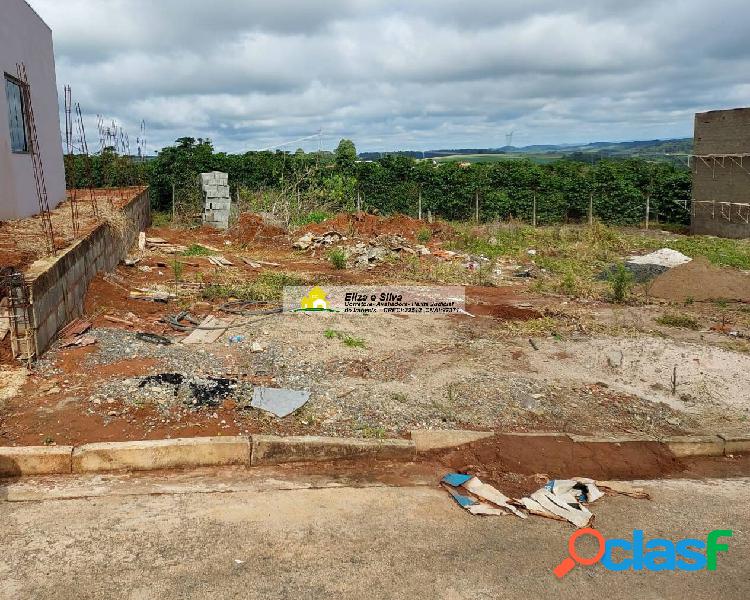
left=334, top=139, right=357, bottom=172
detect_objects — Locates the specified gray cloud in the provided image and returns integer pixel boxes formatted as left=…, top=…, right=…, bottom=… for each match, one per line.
left=27, top=0, right=750, bottom=153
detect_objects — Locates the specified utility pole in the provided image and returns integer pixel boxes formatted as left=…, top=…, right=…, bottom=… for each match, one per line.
left=171, top=183, right=176, bottom=222
left=418, top=186, right=422, bottom=220
left=588, top=191, right=593, bottom=226
left=475, top=190, right=479, bottom=223
left=645, top=193, right=650, bottom=230
left=532, top=191, right=537, bottom=228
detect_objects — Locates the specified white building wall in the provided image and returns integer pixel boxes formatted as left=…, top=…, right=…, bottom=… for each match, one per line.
left=0, top=0, right=66, bottom=220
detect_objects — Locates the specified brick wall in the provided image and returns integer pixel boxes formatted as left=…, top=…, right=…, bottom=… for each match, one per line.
left=25, top=188, right=150, bottom=356
left=691, top=108, right=750, bottom=238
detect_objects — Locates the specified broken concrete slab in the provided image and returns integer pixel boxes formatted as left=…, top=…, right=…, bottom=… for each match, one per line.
left=251, top=387, right=310, bottom=417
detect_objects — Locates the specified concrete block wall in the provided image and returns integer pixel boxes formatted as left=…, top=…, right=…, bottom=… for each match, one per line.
left=25, top=188, right=150, bottom=356
left=691, top=108, right=750, bottom=238
left=200, top=171, right=231, bottom=229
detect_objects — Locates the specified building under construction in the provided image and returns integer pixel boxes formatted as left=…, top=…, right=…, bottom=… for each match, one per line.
left=691, top=107, right=750, bottom=238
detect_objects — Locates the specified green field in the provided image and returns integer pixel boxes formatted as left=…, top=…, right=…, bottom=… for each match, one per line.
left=430, top=153, right=563, bottom=165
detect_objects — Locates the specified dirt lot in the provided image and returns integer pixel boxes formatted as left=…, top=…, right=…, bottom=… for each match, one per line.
left=1, top=212, right=749, bottom=447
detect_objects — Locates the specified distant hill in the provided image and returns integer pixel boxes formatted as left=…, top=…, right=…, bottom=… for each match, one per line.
left=358, top=138, right=693, bottom=163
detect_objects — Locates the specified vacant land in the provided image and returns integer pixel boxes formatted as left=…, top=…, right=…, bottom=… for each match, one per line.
left=1, top=213, right=749, bottom=446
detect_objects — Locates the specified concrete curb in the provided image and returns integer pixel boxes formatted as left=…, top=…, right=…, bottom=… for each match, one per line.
left=0, top=445, right=73, bottom=476
left=72, top=437, right=250, bottom=473
left=0, top=430, right=745, bottom=478
left=251, top=435, right=415, bottom=466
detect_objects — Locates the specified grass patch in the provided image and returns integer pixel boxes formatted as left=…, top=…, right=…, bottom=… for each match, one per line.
left=655, top=313, right=701, bottom=330
left=201, top=271, right=307, bottom=302
left=324, top=328, right=365, bottom=348
left=293, top=210, right=332, bottom=227
left=151, top=211, right=172, bottom=227
left=182, top=244, right=214, bottom=257
left=327, top=248, right=347, bottom=270
left=416, top=227, right=432, bottom=244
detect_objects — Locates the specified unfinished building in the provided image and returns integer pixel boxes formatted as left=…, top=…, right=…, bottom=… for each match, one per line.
left=691, top=107, right=750, bottom=238
left=1, top=0, right=66, bottom=221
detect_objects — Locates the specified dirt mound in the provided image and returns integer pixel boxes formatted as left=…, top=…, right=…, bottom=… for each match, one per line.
left=432, top=433, right=683, bottom=497
left=649, top=257, right=750, bottom=302
left=298, top=212, right=447, bottom=240
left=230, top=213, right=287, bottom=243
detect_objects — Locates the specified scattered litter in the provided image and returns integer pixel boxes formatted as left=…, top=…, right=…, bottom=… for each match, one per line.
left=251, top=342, right=264, bottom=353
left=442, top=473, right=644, bottom=527
left=527, top=249, right=537, bottom=256
left=251, top=386, right=310, bottom=417
left=234, top=560, right=245, bottom=566
left=60, top=335, right=97, bottom=349
left=124, top=256, right=141, bottom=267
left=138, top=373, right=237, bottom=407
left=442, top=474, right=526, bottom=518
left=228, top=335, right=244, bottom=344
left=135, top=332, right=172, bottom=345
left=138, top=231, right=146, bottom=251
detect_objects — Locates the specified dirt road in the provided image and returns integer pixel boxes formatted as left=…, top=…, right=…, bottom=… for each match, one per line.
left=1, top=468, right=747, bottom=599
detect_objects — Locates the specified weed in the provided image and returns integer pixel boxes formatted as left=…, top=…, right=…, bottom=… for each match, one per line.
left=391, top=392, right=408, bottom=403
left=182, top=244, right=214, bottom=257
left=201, top=271, right=306, bottom=302
left=358, top=425, right=387, bottom=439
left=608, top=263, right=633, bottom=303
left=328, top=248, right=347, bottom=270
left=684, top=296, right=694, bottom=306
left=151, top=211, right=172, bottom=227
left=655, top=313, right=700, bottom=330
left=416, top=227, right=432, bottom=244
left=294, top=210, right=331, bottom=226
left=172, top=259, right=184, bottom=282
left=714, top=298, right=729, bottom=309
left=323, top=329, right=365, bottom=348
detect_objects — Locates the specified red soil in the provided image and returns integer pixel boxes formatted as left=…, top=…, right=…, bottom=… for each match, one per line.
left=298, top=212, right=449, bottom=240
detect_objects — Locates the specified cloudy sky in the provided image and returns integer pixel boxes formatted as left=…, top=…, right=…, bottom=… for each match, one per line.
left=27, top=0, right=750, bottom=154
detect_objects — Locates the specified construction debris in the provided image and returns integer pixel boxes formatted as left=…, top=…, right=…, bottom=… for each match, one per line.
left=250, top=386, right=310, bottom=417
left=207, top=255, right=234, bottom=267
left=442, top=473, right=644, bottom=527
left=145, top=237, right=187, bottom=254
left=624, top=248, right=692, bottom=282
left=0, top=298, right=11, bottom=341
left=129, top=289, right=176, bottom=303
left=293, top=231, right=345, bottom=250
left=60, top=335, right=97, bottom=349
left=181, top=315, right=233, bottom=344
